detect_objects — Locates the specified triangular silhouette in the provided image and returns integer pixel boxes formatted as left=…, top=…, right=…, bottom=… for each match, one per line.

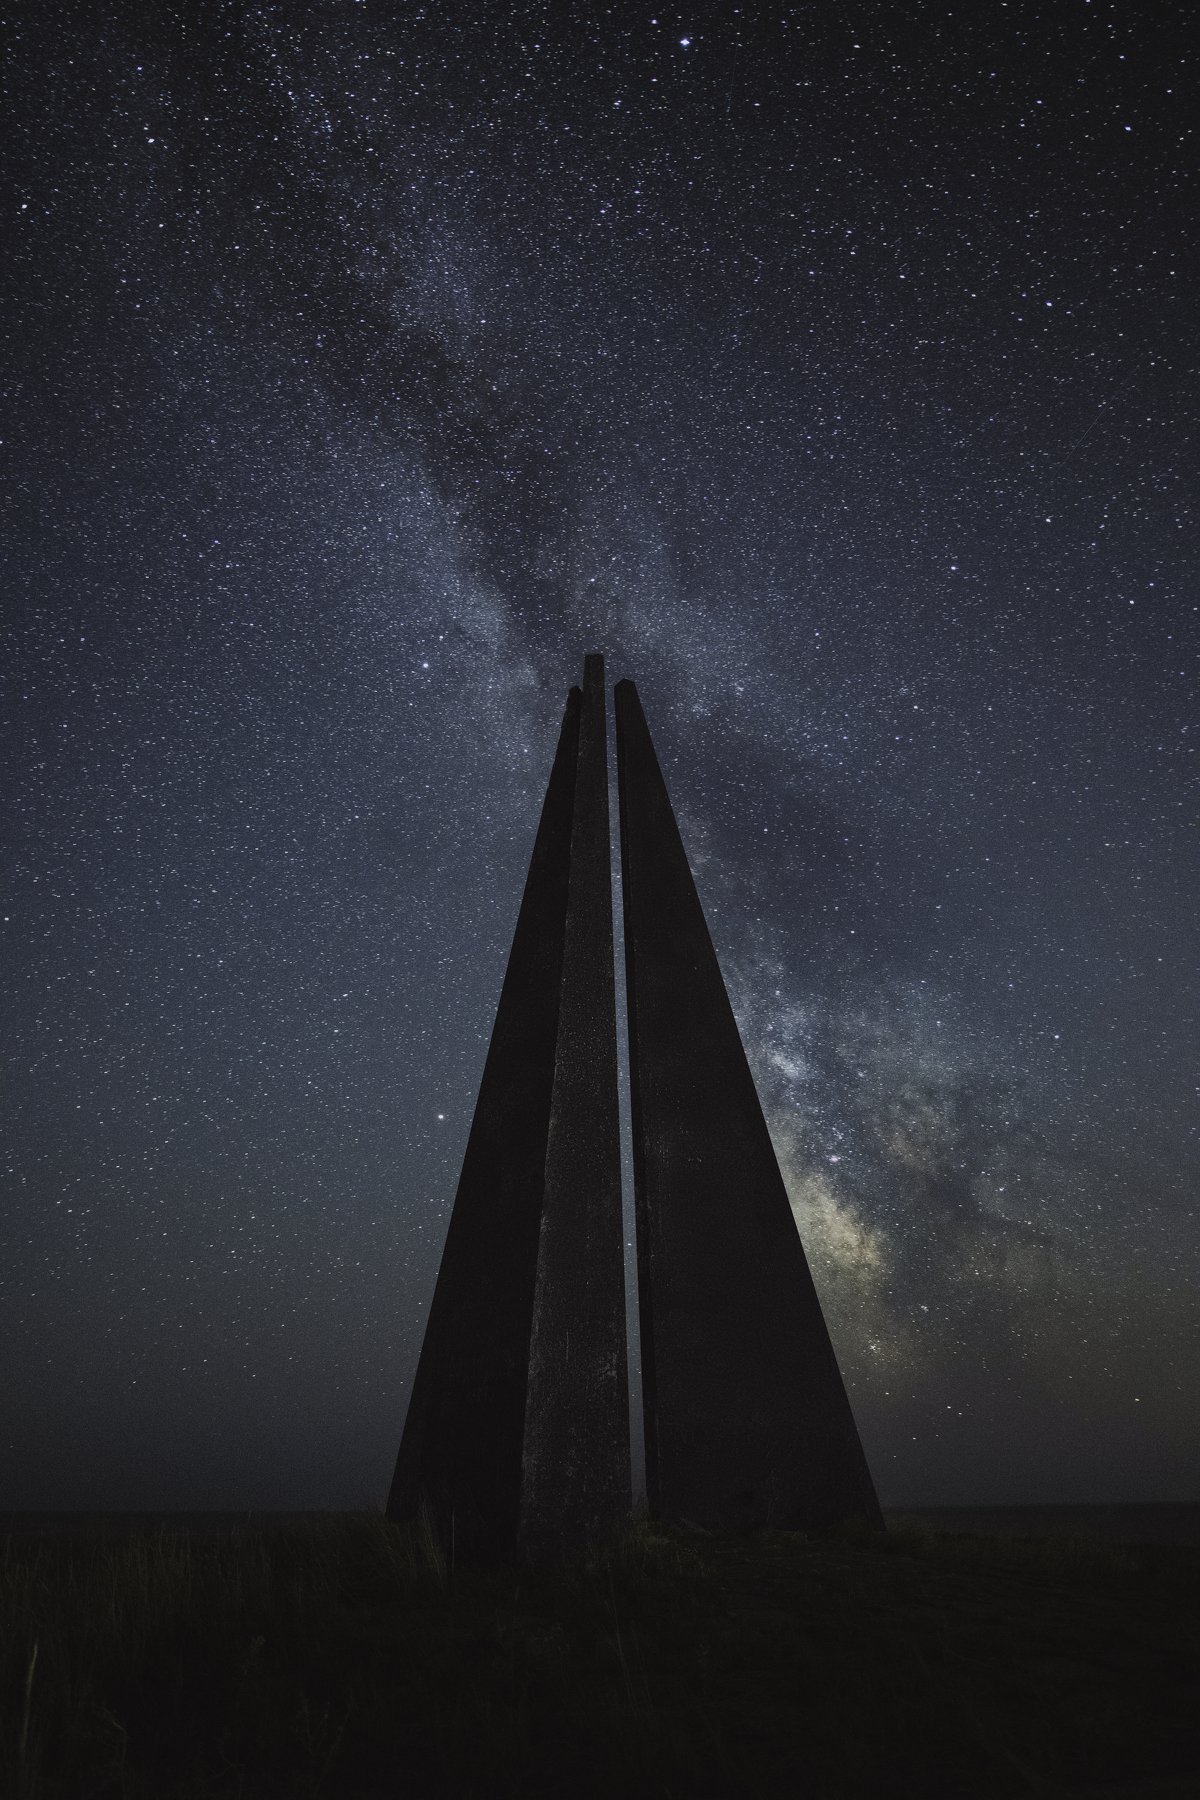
left=390, top=660, right=880, bottom=1560
left=615, top=678, right=881, bottom=1531
left=387, top=658, right=630, bottom=1561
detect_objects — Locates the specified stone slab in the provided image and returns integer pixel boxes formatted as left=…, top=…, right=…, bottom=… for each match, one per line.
left=615, top=677, right=882, bottom=1532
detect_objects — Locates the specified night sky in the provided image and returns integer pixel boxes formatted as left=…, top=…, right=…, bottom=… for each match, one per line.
left=4, top=1, right=1197, bottom=1513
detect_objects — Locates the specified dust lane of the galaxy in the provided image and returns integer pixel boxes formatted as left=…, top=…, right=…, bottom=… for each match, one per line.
left=3, top=1, right=1196, bottom=1509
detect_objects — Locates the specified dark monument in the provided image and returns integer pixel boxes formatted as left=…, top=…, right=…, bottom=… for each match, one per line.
left=387, top=657, right=630, bottom=1562
left=389, top=656, right=880, bottom=1559
left=517, top=654, right=630, bottom=1562
left=615, top=680, right=882, bottom=1532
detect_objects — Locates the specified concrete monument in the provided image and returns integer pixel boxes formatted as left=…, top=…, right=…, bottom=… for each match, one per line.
left=389, top=659, right=880, bottom=1559
left=387, top=657, right=630, bottom=1561
left=615, top=678, right=881, bottom=1532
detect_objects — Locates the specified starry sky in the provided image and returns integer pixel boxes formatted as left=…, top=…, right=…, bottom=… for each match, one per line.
left=3, top=0, right=1197, bottom=1513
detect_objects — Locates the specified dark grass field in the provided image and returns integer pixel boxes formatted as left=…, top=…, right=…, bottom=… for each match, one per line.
left=3, top=1508, right=1198, bottom=1798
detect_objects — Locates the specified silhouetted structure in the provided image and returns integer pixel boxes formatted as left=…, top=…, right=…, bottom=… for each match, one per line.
left=517, top=655, right=631, bottom=1560
left=615, top=680, right=882, bottom=1532
left=390, top=657, right=879, bottom=1560
left=387, top=657, right=629, bottom=1562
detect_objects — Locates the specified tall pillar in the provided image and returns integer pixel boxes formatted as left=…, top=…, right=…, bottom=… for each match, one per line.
left=387, top=687, right=582, bottom=1560
left=615, top=679, right=882, bottom=1532
left=388, top=658, right=630, bottom=1563
left=518, top=654, right=631, bottom=1560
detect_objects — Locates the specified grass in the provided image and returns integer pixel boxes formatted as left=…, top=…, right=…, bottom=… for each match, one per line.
left=2, top=1509, right=1198, bottom=1798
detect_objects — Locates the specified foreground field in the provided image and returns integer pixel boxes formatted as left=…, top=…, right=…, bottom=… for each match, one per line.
left=3, top=1510, right=1197, bottom=1797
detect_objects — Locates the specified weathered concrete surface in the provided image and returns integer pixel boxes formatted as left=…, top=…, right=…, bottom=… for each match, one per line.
left=518, top=655, right=631, bottom=1561
left=387, top=689, right=581, bottom=1560
left=614, top=679, right=882, bottom=1533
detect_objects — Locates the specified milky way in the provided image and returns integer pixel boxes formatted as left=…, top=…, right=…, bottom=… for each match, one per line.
left=4, top=1, right=1196, bottom=1509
